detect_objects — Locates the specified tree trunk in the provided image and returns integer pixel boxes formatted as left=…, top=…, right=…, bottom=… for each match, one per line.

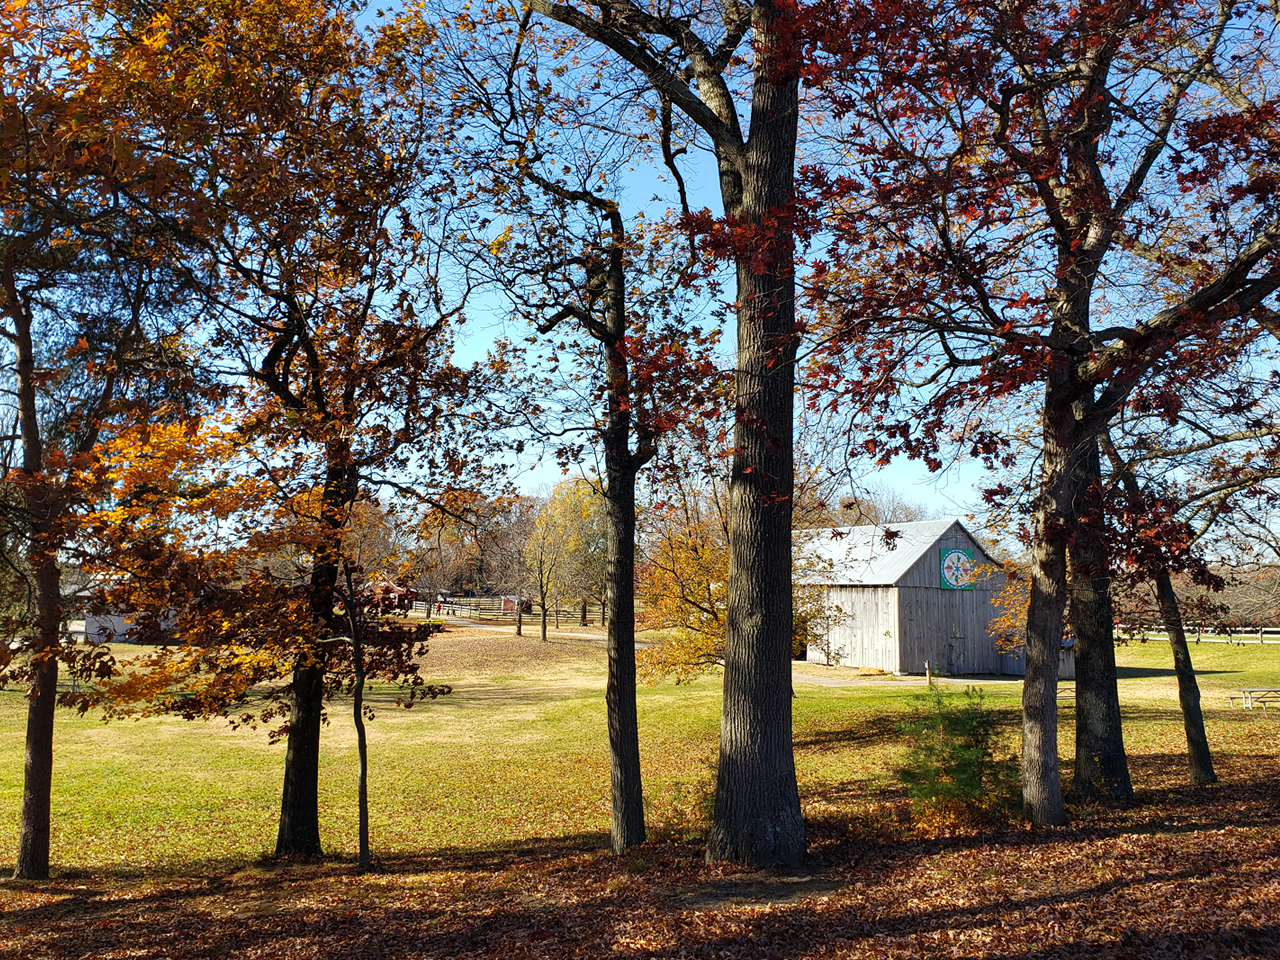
left=1155, top=571, right=1217, bottom=784
left=14, top=560, right=61, bottom=881
left=1102, top=434, right=1216, bottom=785
left=276, top=659, right=325, bottom=858
left=600, top=218, right=647, bottom=853
left=353, top=629, right=371, bottom=870
left=1070, top=553, right=1132, bottom=802
left=707, top=6, right=806, bottom=866
left=525, top=0, right=804, bottom=868
left=1070, top=436, right=1132, bottom=803
left=1021, top=394, right=1070, bottom=827
left=275, top=449, right=352, bottom=859
left=540, top=599, right=549, bottom=643
left=12, top=296, right=61, bottom=881
left=580, top=598, right=588, bottom=627
left=603, top=465, right=645, bottom=852
left=516, top=596, right=523, bottom=637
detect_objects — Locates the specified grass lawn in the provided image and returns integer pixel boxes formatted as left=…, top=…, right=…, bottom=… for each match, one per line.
left=1, top=626, right=1278, bottom=958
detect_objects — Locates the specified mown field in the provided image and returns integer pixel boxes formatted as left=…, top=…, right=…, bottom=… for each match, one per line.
left=1, top=626, right=1277, bottom=958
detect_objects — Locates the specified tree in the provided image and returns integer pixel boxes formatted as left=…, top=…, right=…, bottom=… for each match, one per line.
left=90, top=0, right=487, bottom=857
left=337, top=575, right=445, bottom=871
left=636, top=421, right=870, bottom=681
left=809, top=0, right=1280, bottom=822
left=485, top=496, right=540, bottom=636
left=82, top=415, right=452, bottom=869
left=509, top=0, right=814, bottom=866
left=637, top=497, right=837, bottom=679
left=524, top=481, right=605, bottom=642
left=434, top=5, right=729, bottom=849
left=0, top=0, right=196, bottom=878
left=1091, top=351, right=1280, bottom=785
left=637, top=468, right=731, bottom=684
left=1099, top=436, right=1217, bottom=784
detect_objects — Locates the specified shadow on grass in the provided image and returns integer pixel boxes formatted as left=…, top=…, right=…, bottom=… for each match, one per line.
left=792, top=713, right=908, bottom=752
left=4, top=762, right=1279, bottom=960
left=793, top=701, right=1023, bottom=755
left=1115, top=665, right=1233, bottom=679
left=3, top=718, right=1279, bottom=960
left=0, top=833, right=615, bottom=890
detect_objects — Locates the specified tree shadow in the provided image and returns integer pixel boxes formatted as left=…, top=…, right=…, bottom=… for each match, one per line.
left=792, top=713, right=908, bottom=751
left=5, top=826, right=1274, bottom=960
left=1114, top=665, right=1233, bottom=679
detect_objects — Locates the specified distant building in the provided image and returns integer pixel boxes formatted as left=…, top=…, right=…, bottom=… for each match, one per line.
left=797, top=518, right=1074, bottom=678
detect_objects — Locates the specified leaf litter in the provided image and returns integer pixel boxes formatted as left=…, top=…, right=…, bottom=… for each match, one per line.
left=3, top=761, right=1277, bottom=959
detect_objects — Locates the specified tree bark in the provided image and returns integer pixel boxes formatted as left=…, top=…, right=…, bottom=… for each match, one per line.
left=276, top=659, right=325, bottom=857
left=14, top=560, right=61, bottom=881
left=526, top=0, right=805, bottom=869
left=1070, top=551, right=1132, bottom=801
left=599, top=213, right=648, bottom=853
left=706, top=3, right=806, bottom=866
left=1021, top=391, right=1071, bottom=827
left=1102, top=435, right=1216, bottom=785
left=353, top=627, right=371, bottom=869
left=1070, top=435, right=1133, bottom=803
left=1155, top=571, right=1217, bottom=784
left=12, top=294, right=61, bottom=881
left=275, top=450, right=352, bottom=859
left=603, top=460, right=645, bottom=852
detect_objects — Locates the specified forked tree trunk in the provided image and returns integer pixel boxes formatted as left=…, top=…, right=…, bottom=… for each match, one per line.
left=706, top=9, right=805, bottom=865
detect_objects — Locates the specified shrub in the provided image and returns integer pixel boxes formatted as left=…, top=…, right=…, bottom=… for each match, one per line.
left=896, top=683, right=1019, bottom=831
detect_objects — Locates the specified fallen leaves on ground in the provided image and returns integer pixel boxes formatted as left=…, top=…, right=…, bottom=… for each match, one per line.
left=3, top=754, right=1277, bottom=959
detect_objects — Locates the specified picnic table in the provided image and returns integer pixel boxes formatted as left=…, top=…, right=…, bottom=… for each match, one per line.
left=1229, top=689, right=1280, bottom=710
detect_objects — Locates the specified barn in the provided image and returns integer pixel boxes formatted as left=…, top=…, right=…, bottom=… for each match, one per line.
left=797, top=518, right=1072, bottom=678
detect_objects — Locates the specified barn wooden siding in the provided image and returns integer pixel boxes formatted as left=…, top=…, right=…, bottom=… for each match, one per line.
left=807, top=520, right=1027, bottom=676
left=894, top=526, right=1010, bottom=675
left=823, top=586, right=899, bottom=673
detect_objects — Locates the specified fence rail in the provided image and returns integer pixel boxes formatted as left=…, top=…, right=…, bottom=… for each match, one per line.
left=412, top=597, right=604, bottom=628
left=1118, top=625, right=1280, bottom=644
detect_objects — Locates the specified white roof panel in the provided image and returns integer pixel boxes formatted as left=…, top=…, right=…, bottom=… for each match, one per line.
left=795, top=519, right=966, bottom=586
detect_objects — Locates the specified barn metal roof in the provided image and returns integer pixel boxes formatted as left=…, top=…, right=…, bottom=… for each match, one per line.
left=795, top=518, right=986, bottom=586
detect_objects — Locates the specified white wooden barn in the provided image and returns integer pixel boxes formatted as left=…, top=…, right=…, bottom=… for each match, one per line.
left=797, top=519, right=1072, bottom=677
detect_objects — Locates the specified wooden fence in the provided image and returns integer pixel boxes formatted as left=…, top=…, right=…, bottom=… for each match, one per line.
left=1119, top=625, right=1280, bottom=644
left=412, top=597, right=605, bottom=628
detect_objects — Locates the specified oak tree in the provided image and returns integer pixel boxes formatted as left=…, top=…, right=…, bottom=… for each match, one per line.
left=810, top=0, right=1280, bottom=822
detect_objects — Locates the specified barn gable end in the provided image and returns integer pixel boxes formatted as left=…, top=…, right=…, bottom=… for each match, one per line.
left=894, top=521, right=1007, bottom=674
left=797, top=519, right=1025, bottom=676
